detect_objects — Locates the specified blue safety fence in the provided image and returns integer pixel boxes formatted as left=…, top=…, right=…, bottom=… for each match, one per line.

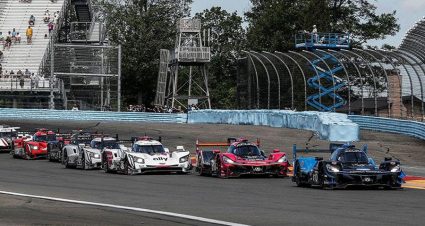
left=349, top=115, right=425, bottom=141
left=188, top=110, right=359, bottom=142
left=0, top=108, right=187, bottom=123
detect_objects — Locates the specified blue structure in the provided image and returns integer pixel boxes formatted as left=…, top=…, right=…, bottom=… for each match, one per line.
left=295, top=32, right=350, bottom=111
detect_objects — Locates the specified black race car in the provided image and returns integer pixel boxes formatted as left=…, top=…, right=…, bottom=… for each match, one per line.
left=292, top=143, right=404, bottom=189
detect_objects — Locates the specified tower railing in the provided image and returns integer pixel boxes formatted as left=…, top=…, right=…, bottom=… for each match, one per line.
left=295, top=32, right=351, bottom=49
left=171, top=47, right=211, bottom=62
left=177, top=19, right=201, bottom=32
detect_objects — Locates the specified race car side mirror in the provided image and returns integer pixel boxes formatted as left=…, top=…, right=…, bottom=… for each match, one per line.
left=272, top=149, right=280, bottom=153
left=164, top=148, right=170, bottom=153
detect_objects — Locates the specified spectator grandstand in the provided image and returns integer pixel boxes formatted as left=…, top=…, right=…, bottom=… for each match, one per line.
left=0, top=0, right=65, bottom=75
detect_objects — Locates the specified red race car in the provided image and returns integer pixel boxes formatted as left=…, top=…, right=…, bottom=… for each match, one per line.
left=195, top=138, right=289, bottom=178
left=12, top=129, right=62, bottom=160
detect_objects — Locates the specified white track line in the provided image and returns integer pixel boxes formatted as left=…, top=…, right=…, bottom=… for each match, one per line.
left=0, top=190, right=249, bottom=226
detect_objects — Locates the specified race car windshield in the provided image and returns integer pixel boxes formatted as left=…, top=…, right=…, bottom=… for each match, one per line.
left=91, top=140, right=120, bottom=149
left=343, top=151, right=368, bottom=163
left=232, top=145, right=261, bottom=157
left=133, top=145, right=165, bottom=155
left=34, top=134, right=56, bottom=142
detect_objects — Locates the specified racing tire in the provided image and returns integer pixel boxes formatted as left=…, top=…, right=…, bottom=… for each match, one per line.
left=47, top=144, right=53, bottom=162
left=294, top=162, right=305, bottom=187
left=64, top=154, right=71, bottom=169
left=216, top=160, right=228, bottom=179
left=103, top=160, right=112, bottom=173
left=81, top=154, right=86, bottom=170
left=123, top=159, right=132, bottom=175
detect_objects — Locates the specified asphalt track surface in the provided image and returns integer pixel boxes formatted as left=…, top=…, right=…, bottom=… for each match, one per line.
left=1, top=119, right=425, bottom=226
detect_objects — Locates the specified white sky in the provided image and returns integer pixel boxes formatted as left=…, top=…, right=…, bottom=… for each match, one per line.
left=191, top=0, right=425, bottom=48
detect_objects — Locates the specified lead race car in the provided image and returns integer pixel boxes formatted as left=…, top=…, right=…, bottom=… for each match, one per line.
left=12, top=128, right=61, bottom=159
left=195, top=138, right=289, bottom=178
left=292, top=143, right=405, bottom=189
left=62, top=136, right=122, bottom=169
left=0, top=125, right=19, bottom=152
left=103, top=136, right=191, bottom=175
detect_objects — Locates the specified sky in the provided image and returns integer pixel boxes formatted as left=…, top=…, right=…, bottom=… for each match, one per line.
left=191, top=0, right=425, bottom=48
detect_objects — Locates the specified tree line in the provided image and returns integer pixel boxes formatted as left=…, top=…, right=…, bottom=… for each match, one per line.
left=98, top=0, right=399, bottom=109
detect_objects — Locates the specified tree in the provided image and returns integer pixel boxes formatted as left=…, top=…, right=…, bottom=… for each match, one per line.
left=194, top=7, right=246, bottom=108
left=99, top=0, right=192, bottom=106
left=246, top=0, right=400, bottom=51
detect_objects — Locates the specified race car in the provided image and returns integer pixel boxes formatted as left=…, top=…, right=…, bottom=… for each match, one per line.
left=292, top=143, right=405, bottom=189
left=12, top=128, right=60, bottom=159
left=62, top=136, right=120, bottom=169
left=195, top=138, right=289, bottom=178
left=0, top=125, right=19, bottom=152
left=102, top=136, right=191, bottom=175
left=47, top=131, right=92, bottom=162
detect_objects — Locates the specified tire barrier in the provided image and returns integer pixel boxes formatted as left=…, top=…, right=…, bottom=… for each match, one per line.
left=0, top=108, right=187, bottom=123
left=349, top=115, right=425, bottom=141
left=187, top=110, right=359, bottom=142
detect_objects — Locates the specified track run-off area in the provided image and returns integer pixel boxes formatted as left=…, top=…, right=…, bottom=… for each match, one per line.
left=1, top=119, right=425, bottom=226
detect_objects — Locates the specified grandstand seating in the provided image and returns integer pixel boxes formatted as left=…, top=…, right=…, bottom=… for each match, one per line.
left=0, top=0, right=65, bottom=75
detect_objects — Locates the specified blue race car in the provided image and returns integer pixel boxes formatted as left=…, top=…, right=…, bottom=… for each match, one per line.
left=292, top=143, right=404, bottom=189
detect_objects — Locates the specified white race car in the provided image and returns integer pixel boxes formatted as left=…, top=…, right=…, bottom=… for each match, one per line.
left=102, top=136, right=191, bottom=175
left=0, top=125, right=19, bottom=152
left=62, top=137, right=122, bottom=170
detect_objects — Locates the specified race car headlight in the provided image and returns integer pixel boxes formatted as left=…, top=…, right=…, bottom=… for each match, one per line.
left=134, top=157, right=145, bottom=164
left=326, top=164, right=340, bottom=172
left=222, top=156, right=234, bottom=164
left=179, top=155, right=189, bottom=163
left=277, top=156, right=287, bottom=163
left=88, top=152, right=100, bottom=159
left=390, top=165, right=401, bottom=172
left=31, top=145, right=39, bottom=150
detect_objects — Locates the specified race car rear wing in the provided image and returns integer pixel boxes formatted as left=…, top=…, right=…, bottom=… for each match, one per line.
left=196, top=138, right=261, bottom=151
left=293, top=143, right=367, bottom=160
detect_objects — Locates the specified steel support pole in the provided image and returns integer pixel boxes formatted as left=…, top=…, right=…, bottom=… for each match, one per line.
left=117, top=45, right=122, bottom=112
left=49, top=41, right=55, bottom=110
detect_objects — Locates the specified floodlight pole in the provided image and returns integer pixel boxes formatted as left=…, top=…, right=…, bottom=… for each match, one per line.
left=117, top=45, right=122, bottom=112
left=49, top=41, right=55, bottom=110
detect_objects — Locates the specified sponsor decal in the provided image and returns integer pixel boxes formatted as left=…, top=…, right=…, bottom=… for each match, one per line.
left=153, top=157, right=168, bottom=161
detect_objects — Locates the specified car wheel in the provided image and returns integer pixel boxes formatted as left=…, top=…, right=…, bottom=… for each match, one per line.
left=64, top=154, right=71, bottom=168
left=217, top=160, right=228, bottom=179
left=81, top=154, right=86, bottom=170
left=295, top=163, right=304, bottom=187
left=103, top=160, right=111, bottom=173
left=124, top=159, right=132, bottom=175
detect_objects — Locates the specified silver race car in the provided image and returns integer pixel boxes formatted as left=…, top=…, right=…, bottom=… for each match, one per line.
left=62, top=136, right=122, bottom=170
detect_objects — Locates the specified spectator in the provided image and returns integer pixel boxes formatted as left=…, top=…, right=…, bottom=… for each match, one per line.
left=11, top=28, right=16, bottom=40
left=44, top=34, right=48, bottom=39
left=312, top=25, right=318, bottom=42
left=29, top=15, right=35, bottom=26
left=44, top=10, right=50, bottom=23
left=53, top=11, right=59, bottom=24
left=71, top=104, right=79, bottom=111
left=15, top=32, right=21, bottom=43
left=26, top=26, right=33, bottom=44
left=0, top=32, right=4, bottom=42
left=34, top=73, right=39, bottom=88
left=10, top=70, right=15, bottom=77
left=19, top=76, right=25, bottom=88
left=25, top=69, right=31, bottom=78
left=48, top=22, right=54, bottom=34
left=4, top=33, right=12, bottom=50
left=0, top=63, right=2, bottom=75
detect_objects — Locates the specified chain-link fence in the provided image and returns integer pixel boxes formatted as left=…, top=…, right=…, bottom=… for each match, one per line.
left=52, top=44, right=121, bottom=111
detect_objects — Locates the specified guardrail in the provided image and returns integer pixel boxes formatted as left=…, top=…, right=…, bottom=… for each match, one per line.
left=188, top=110, right=359, bottom=142
left=349, top=115, right=425, bottom=140
left=0, top=109, right=187, bottom=123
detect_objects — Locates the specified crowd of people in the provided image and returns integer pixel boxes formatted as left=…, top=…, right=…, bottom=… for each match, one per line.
left=127, top=104, right=200, bottom=113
